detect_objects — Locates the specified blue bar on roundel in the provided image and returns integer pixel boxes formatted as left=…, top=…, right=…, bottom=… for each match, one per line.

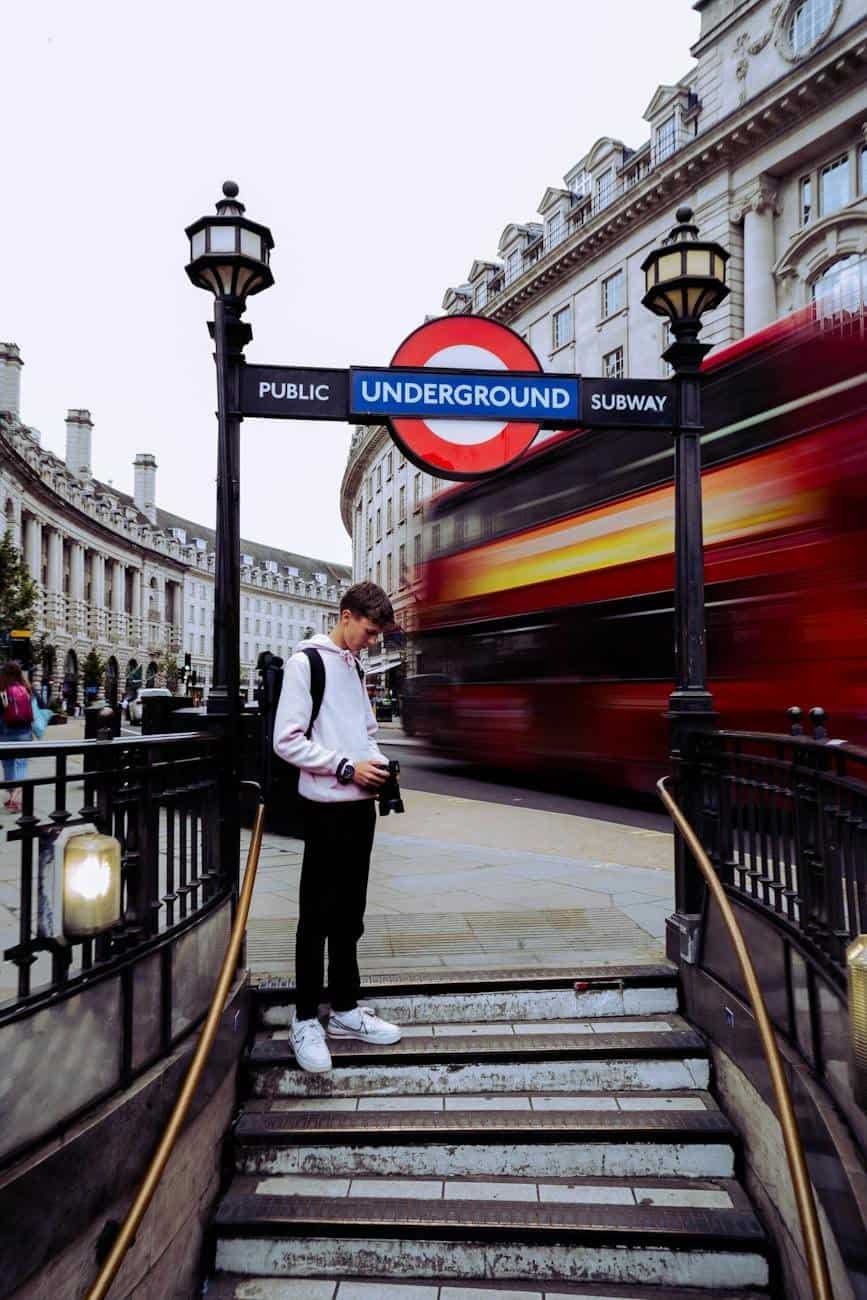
left=350, top=369, right=580, bottom=422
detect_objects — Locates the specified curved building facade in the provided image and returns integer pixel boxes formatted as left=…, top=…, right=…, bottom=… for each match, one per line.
left=0, top=342, right=350, bottom=707
left=340, top=0, right=867, bottom=662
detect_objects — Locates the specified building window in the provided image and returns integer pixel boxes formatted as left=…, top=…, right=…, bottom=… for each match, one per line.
left=790, top=0, right=834, bottom=54
left=413, top=533, right=422, bottom=572
left=386, top=498, right=393, bottom=531
left=506, top=249, right=520, bottom=282
left=386, top=451, right=393, bottom=479
left=800, top=175, right=813, bottom=225
left=366, top=516, right=373, bottom=549
left=603, top=346, right=624, bottom=379
left=453, top=516, right=465, bottom=546
left=398, top=485, right=406, bottom=520
left=545, top=211, right=563, bottom=248
left=368, top=473, right=374, bottom=499
left=602, top=269, right=624, bottom=318
left=375, top=560, right=382, bottom=585
left=812, top=253, right=867, bottom=314
left=376, top=509, right=382, bottom=540
left=399, top=543, right=406, bottom=585
left=474, top=281, right=487, bottom=311
left=552, top=304, right=573, bottom=350
left=386, top=554, right=393, bottom=591
left=414, top=473, right=422, bottom=507
left=820, top=155, right=849, bottom=216
left=595, top=168, right=614, bottom=210
left=655, top=114, right=678, bottom=163
left=376, top=465, right=382, bottom=489
left=661, top=321, right=673, bottom=376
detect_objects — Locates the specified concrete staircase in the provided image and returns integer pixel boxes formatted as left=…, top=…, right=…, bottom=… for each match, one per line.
left=206, top=966, right=771, bottom=1298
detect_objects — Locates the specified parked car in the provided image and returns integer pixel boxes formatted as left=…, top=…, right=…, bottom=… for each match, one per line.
left=129, top=687, right=171, bottom=724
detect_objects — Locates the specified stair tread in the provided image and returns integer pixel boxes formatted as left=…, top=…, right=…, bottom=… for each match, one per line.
left=250, top=1027, right=706, bottom=1069
left=243, top=1088, right=720, bottom=1115
left=207, top=1277, right=768, bottom=1299
left=236, top=1105, right=736, bottom=1144
left=213, top=1186, right=766, bottom=1247
left=253, top=964, right=678, bottom=1001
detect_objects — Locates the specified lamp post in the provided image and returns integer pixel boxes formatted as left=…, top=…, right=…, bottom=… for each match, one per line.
left=185, top=182, right=274, bottom=899
left=641, top=206, right=729, bottom=951
left=185, top=181, right=274, bottom=718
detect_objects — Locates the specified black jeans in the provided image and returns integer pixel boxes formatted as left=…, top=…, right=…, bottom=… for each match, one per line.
left=295, top=797, right=377, bottom=1022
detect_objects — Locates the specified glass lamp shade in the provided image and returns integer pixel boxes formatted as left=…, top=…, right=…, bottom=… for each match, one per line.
left=185, top=182, right=274, bottom=302
left=62, top=830, right=122, bottom=939
left=848, top=934, right=867, bottom=1109
left=641, top=207, right=729, bottom=324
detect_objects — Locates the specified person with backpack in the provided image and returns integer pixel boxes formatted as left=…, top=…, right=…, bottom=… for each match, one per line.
left=272, top=582, right=402, bottom=1073
left=0, top=661, right=34, bottom=814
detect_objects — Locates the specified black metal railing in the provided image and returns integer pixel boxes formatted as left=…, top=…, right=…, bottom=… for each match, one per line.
left=1, top=731, right=222, bottom=1013
left=690, top=710, right=864, bottom=990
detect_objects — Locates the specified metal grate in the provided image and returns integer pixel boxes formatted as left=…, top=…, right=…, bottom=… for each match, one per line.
left=247, top=907, right=660, bottom=972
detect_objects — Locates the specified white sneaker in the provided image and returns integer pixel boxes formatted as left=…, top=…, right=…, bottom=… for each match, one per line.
left=289, top=1016, right=332, bottom=1072
left=327, top=1006, right=402, bottom=1045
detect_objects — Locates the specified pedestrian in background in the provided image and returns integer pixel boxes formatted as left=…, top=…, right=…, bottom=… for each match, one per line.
left=0, top=661, right=34, bottom=814
left=273, top=581, right=402, bottom=1073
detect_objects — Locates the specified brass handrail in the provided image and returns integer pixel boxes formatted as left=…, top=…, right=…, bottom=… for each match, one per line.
left=86, top=791, right=267, bottom=1300
left=657, top=776, right=832, bottom=1300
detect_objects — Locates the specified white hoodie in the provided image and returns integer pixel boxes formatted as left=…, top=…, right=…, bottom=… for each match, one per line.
left=272, top=634, right=387, bottom=803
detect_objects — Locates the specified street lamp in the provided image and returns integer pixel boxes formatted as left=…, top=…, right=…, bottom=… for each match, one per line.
left=186, top=181, right=274, bottom=906
left=641, top=206, right=729, bottom=944
left=185, top=181, right=274, bottom=718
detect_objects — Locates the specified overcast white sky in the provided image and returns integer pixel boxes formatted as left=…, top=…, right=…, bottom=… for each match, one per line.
left=1, top=1, right=700, bottom=565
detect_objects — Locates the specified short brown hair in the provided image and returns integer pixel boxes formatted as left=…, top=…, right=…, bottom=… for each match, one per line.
left=340, top=581, right=394, bottom=628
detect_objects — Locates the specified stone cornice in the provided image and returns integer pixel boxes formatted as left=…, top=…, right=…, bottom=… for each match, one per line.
left=2, top=425, right=189, bottom=575
left=485, top=24, right=867, bottom=326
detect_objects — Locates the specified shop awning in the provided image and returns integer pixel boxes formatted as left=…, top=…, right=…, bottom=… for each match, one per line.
left=364, top=654, right=402, bottom=679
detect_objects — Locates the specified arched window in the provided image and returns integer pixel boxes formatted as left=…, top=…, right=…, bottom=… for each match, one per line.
left=146, top=660, right=158, bottom=688
left=811, top=254, right=867, bottom=315
left=789, top=0, right=835, bottom=54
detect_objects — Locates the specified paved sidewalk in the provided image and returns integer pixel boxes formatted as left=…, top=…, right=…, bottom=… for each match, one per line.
left=0, top=730, right=676, bottom=996
left=243, top=790, right=674, bottom=978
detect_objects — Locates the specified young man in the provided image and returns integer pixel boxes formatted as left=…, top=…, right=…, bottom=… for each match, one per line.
left=273, top=581, right=402, bottom=1072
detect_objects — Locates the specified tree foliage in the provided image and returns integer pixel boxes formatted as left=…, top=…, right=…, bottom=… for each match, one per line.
left=0, top=530, right=37, bottom=638
left=82, top=648, right=106, bottom=689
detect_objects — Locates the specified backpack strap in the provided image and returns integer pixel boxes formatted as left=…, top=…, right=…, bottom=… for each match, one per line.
left=301, top=647, right=326, bottom=739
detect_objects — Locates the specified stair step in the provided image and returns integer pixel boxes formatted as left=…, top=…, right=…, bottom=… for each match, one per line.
left=260, top=985, right=679, bottom=1030
left=242, top=1089, right=716, bottom=1115
left=248, top=1025, right=710, bottom=1100
left=207, top=1278, right=769, bottom=1299
left=213, top=1186, right=768, bottom=1288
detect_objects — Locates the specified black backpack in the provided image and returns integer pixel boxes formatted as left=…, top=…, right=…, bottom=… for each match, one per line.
left=263, top=647, right=363, bottom=837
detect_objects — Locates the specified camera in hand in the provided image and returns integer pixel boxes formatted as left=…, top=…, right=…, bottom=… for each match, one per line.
left=378, top=759, right=404, bottom=816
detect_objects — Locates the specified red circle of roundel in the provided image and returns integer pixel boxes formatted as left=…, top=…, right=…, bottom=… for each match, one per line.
left=388, top=316, right=543, bottom=479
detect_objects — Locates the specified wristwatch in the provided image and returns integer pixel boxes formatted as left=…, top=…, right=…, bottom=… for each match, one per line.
left=336, top=758, right=356, bottom=786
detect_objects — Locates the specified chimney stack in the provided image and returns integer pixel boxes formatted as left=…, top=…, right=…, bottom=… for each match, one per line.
left=65, top=409, right=93, bottom=478
left=0, top=343, right=23, bottom=416
left=134, top=453, right=158, bottom=524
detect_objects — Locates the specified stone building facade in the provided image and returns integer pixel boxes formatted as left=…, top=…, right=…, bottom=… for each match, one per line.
left=0, top=342, right=350, bottom=708
left=340, top=0, right=867, bottom=669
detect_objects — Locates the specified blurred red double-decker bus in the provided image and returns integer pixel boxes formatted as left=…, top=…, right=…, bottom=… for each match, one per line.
left=411, top=305, right=867, bottom=791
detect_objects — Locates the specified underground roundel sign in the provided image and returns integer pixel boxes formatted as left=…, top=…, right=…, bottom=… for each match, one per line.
left=350, top=316, right=576, bottom=480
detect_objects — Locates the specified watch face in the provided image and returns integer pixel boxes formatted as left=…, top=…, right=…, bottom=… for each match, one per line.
left=341, top=763, right=355, bottom=784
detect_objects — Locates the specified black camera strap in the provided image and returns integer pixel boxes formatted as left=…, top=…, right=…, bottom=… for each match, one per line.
left=301, top=647, right=364, bottom=740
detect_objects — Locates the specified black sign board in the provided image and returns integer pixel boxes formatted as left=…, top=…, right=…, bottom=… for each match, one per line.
left=241, top=365, right=349, bottom=421
left=580, top=378, right=676, bottom=428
